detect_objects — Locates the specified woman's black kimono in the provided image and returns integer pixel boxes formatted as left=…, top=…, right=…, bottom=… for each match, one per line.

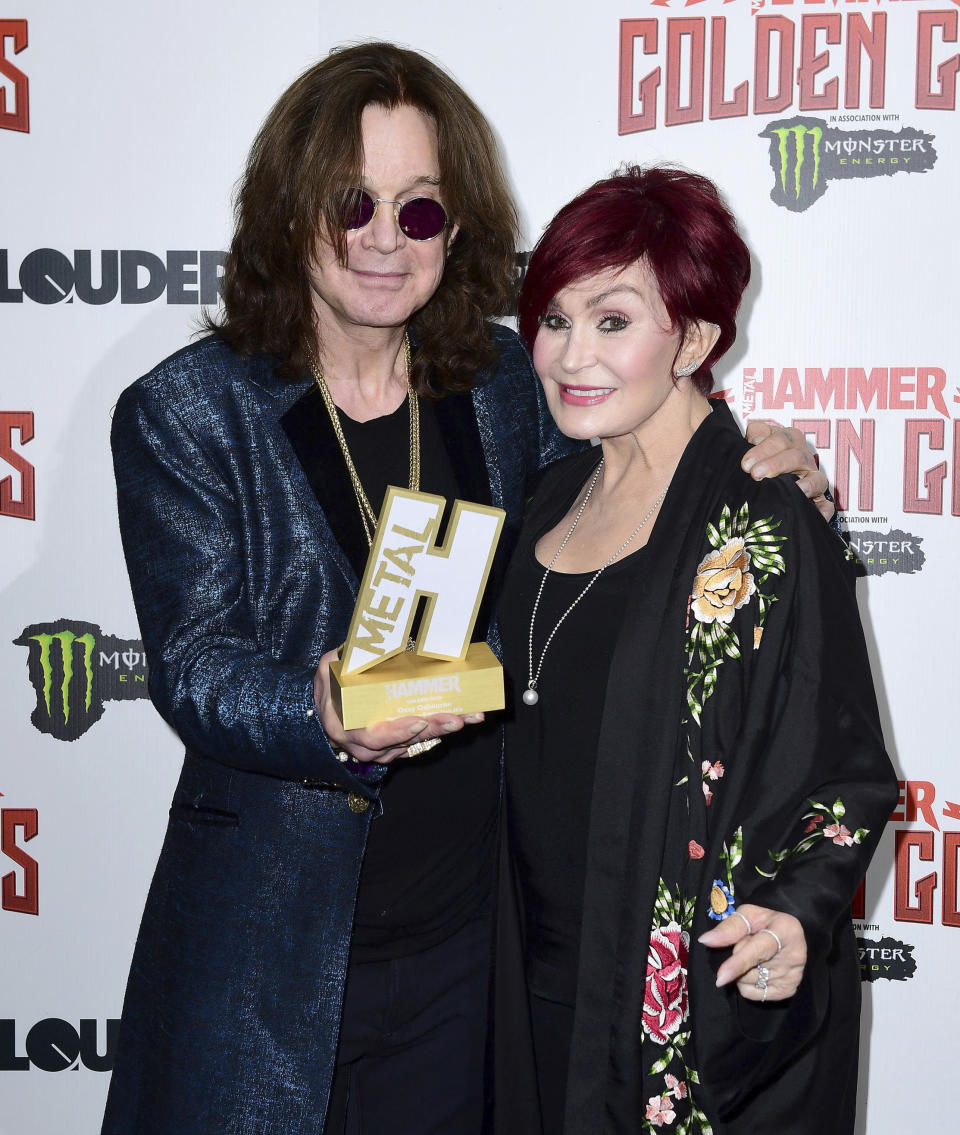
left=494, top=401, right=897, bottom=1134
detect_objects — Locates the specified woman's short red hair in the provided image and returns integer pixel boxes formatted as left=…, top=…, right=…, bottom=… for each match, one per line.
left=517, top=165, right=751, bottom=395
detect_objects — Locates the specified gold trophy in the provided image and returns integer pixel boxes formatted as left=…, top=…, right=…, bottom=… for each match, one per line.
left=328, top=486, right=506, bottom=728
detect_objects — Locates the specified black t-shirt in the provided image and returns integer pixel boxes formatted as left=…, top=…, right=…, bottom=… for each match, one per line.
left=500, top=487, right=648, bottom=1005
left=335, top=397, right=500, bottom=961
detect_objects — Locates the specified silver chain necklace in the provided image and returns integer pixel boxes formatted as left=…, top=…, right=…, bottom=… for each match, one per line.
left=524, top=458, right=668, bottom=707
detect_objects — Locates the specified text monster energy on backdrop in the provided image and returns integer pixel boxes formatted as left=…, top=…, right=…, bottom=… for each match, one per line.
left=760, top=118, right=938, bottom=211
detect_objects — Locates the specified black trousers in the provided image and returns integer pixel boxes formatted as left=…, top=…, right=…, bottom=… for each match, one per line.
left=324, top=915, right=490, bottom=1135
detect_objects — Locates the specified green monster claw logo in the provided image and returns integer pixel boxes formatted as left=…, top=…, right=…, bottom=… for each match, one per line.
left=14, top=619, right=150, bottom=742
left=772, top=123, right=822, bottom=202
left=760, top=117, right=938, bottom=213
left=29, top=630, right=95, bottom=724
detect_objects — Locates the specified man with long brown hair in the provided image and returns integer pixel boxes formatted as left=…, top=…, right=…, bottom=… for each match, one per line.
left=102, top=42, right=827, bottom=1135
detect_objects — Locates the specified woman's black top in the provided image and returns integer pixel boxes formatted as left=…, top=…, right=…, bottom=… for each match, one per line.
left=499, top=477, right=648, bottom=1006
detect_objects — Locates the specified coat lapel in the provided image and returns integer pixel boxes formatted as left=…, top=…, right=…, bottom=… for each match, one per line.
left=281, top=384, right=498, bottom=582
left=281, top=384, right=368, bottom=580
left=434, top=390, right=492, bottom=507
left=564, top=406, right=745, bottom=1131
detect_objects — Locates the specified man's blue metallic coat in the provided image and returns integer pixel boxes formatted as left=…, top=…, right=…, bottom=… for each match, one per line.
left=101, top=326, right=574, bottom=1135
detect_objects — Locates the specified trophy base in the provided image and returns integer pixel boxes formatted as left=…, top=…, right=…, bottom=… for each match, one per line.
left=329, top=642, right=504, bottom=730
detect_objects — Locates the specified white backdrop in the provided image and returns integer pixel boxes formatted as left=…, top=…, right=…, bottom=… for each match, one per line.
left=1, top=2, right=956, bottom=1131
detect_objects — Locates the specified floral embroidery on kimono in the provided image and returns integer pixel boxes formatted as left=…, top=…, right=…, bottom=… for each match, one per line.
left=641, top=881, right=714, bottom=1133
left=641, top=502, right=787, bottom=1132
left=684, top=504, right=787, bottom=729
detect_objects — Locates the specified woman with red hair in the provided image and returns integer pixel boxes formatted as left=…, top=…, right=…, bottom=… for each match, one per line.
left=495, top=166, right=896, bottom=1134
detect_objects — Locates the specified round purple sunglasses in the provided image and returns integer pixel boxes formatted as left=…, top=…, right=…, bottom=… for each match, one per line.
left=339, top=188, right=450, bottom=241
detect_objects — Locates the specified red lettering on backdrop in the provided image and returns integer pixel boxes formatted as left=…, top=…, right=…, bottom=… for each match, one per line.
left=620, top=11, right=950, bottom=130
left=792, top=420, right=831, bottom=461
left=846, top=13, right=887, bottom=109
left=790, top=418, right=876, bottom=513
left=888, top=784, right=960, bottom=928
left=953, top=420, right=960, bottom=517
left=619, top=19, right=660, bottom=134
left=890, top=779, right=939, bottom=829
left=754, top=16, right=794, bottom=115
left=914, top=368, right=949, bottom=417
left=889, top=781, right=906, bottom=823
left=943, top=832, right=960, bottom=928
left=0, top=19, right=29, bottom=133
left=0, top=411, right=35, bottom=520
left=903, top=419, right=948, bottom=514
left=1, top=808, right=38, bottom=916
left=797, top=14, right=842, bottom=110
left=805, top=368, right=845, bottom=412
left=894, top=829, right=935, bottom=924
left=710, top=17, right=749, bottom=119
left=836, top=418, right=875, bottom=514
left=916, top=10, right=959, bottom=111
left=848, top=368, right=886, bottom=412
left=666, top=18, right=705, bottom=126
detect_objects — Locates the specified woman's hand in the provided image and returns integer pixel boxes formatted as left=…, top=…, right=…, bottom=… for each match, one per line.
left=698, top=904, right=807, bottom=1002
left=742, top=420, right=834, bottom=522
left=313, top=648, right=484, bottom=765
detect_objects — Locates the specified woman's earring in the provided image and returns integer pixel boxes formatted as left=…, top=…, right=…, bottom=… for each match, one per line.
left=674, top=360, right=698, bottom=378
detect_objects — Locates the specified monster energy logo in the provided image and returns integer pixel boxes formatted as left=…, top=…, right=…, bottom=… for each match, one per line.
left=29, top=630, right=95, bottom=724
left=760, top=118, right=938, bottom=213
left=845, top=529, right=925, bottom=578
left=15, top=620, right=150, bottom=742
left=773, top=124, right=822, bottom=202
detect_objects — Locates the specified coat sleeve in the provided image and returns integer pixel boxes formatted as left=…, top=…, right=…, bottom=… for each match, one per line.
left=732, top=480, right=898, bottom=959
left=691, top=477, right=897, bottom=1118
left=111, top=374, right=370, bottom=788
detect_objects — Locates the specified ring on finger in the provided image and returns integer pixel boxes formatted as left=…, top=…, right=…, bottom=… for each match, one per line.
left=755, top=964, right=770, bottom=994
left=732, top=911, right=753, bottom=935
left=406, top=737, right=442, bottom=759
left=757, top=927, right=783, bottom=959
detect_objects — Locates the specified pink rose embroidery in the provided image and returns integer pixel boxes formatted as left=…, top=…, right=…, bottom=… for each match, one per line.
left=642, top=922, right=690, bottom=1045
left=702, top=782, right=713, bottom=806
left=824, top=822, right=854, bottom=846
left=688, top=840, right=705, bottom=860
left=701, top=760, right=725, bottom=781
left=645, top=1094, right=677, bottom=1126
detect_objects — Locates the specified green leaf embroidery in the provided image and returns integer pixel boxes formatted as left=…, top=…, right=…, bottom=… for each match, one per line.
left=756, top=799, right=869, bottom=880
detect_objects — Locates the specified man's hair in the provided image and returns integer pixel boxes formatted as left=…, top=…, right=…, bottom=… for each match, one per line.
left=208, top=42, right=520, bottom=393
left=517, top=165, right=751, bottom=395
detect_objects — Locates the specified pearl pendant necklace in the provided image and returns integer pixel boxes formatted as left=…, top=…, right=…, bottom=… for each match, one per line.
left=525, top=459, right=668, bottom=707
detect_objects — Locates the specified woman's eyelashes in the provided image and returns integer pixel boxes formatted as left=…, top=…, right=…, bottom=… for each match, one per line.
left=538, top=310, right=630, bottom=333
left=538, top=310, right=569, bottom=332
left=596, top=313, right=629, bottom=333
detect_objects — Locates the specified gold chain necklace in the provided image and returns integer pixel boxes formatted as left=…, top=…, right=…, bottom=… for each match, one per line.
left=309, top=333, right=419, bottom=547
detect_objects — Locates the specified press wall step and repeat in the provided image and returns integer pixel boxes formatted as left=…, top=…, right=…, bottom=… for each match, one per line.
left=2, top=2, right=956, bottom=1131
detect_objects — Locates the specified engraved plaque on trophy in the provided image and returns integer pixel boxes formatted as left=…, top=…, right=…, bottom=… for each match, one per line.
left=328, top=486, right=506, bottom=729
